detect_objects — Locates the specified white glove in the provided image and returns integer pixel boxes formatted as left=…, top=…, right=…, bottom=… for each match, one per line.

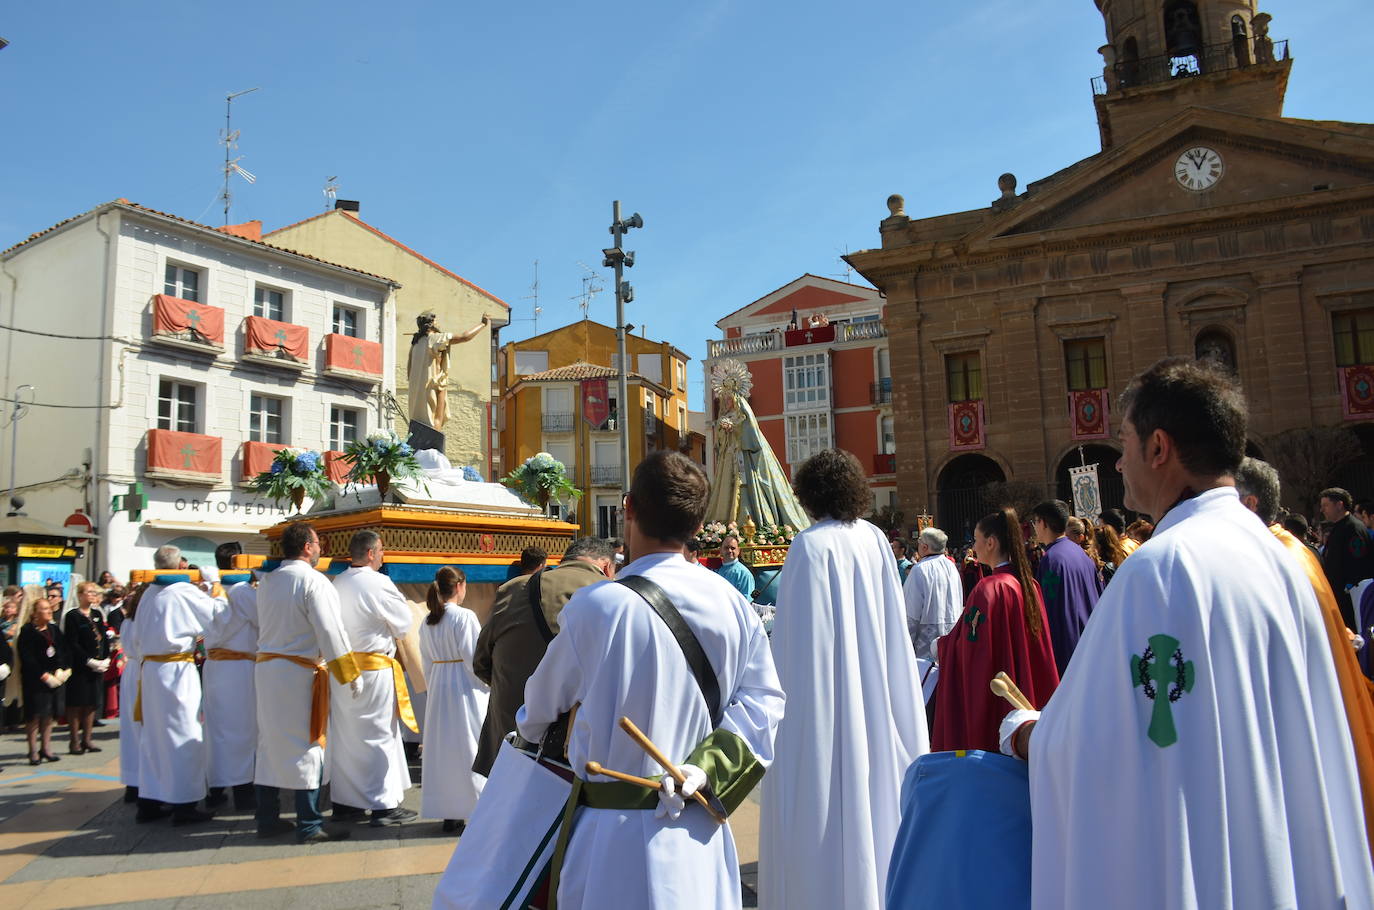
left=86, top=658, right=104, bottom=671
left=43, top=673, right=61, bottom=689
left=655, top=763, right=708, bottom=820
left=0, top=663, right=9, bottom=682
left=999, top=708, right=1040, bottom=759
left=54, top=667, right=72, bottom=685
left=349, top=674, right=365, bottom=699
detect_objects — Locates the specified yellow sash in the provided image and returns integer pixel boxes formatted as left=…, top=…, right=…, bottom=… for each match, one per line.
left=257, top=652, right=331, bottom=747
left=351, top=651, right=420, bottom=733
left=133, top=652, right=195, bottom=722
left=207, top=648, right=255, bottom=661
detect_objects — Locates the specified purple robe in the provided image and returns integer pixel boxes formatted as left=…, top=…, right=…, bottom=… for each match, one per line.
left=1359, top=582, right=1374, bottom=679
left=1036, top=537, right=1101, bottom=674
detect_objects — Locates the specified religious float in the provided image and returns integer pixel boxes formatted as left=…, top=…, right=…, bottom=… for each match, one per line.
left=696, top=359, right=811, bottom=606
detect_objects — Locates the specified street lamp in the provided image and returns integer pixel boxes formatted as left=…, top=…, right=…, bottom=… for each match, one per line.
left=603, top=201, right=642, bottom=496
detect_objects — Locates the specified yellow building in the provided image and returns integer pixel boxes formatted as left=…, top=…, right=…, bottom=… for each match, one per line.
left=265, top=204, right=509, bottom=471
left=499, top=320, right=693, bottom=536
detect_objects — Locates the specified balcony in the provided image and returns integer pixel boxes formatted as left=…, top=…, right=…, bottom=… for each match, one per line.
left=150, top=294, right=225, bottom=354
left=643, top=410, right=664, bottom=439
left=542, top=412, right=575, bottom=433
left=325, top=450, right=351, bottom=485
left=145, top=429, right=222, bottom=484
left=243, top=315, right=308, bottom=371
left=322, top=334, right=382, bottom=383
left=871, top=377, right=893, bottom=405
left=590, top=464, right=622, bottom=486
left=1092, top=38, right=1289, bottom=96
left=874, top=453, right=896, bottom=475
left=240, top=440, right=289, bottom=482
left=707, top=332, right=780, bottom=359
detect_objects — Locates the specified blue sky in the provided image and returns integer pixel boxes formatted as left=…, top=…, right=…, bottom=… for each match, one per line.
left=2, top=1, right=1368, bottom=410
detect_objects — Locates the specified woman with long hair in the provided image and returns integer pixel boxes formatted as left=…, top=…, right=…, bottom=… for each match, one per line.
left=63, top=581, right=112, bottom=753
left=1094, top=525, right=1129, bottom=586
left=417, top=566, right=489, bottom=833
left=931, top=507, right=1060, bottom=752
left=17, top=597, right=72, bottom=763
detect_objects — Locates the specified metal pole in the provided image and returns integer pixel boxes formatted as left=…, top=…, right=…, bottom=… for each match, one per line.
left=7, top=384, right=31, bottom=508
left=613, top=201, right=631, bottom=495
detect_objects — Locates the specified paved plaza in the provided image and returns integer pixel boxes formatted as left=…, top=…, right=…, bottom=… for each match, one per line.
left=0, top=720, right=761, bottom=908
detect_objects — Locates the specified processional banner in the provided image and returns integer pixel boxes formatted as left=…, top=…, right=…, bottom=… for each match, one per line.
left=1069, top=464, right=1102, bottom=523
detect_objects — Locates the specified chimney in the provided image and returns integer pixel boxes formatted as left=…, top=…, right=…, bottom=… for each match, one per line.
left=334, top=199, right=361, bottom=213
left=217, top=220, right=263, bottom=241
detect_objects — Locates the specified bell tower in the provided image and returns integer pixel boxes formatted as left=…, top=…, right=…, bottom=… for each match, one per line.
left=1092, top=1, right=1291, bottom=149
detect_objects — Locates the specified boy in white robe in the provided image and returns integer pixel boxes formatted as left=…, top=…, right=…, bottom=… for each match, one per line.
left=1001, top=358, right=1374, bottom=909
left=253, top=522, right=363, bottom=844
left=329, top=530, right=416, bottom=826
left=129, top=545, right=216, bottom=825
left=513, top=451, right=785, bottom=910
left=204, top=542, right=259, bottom=812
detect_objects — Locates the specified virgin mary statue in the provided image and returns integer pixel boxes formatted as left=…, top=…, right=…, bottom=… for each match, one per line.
left=704, top=359, right=810, bottom=532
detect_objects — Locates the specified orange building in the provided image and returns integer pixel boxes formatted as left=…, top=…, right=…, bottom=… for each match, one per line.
left=498, top=320, right=696, bottom=537
left=703, top=276, right=896, bottom=511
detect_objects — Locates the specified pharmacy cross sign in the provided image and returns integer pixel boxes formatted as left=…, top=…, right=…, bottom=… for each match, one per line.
left=1131, top=633, right=1196, bottom=748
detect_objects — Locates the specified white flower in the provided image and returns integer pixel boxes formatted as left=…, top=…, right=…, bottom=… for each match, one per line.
left=366, top=429, right=398, bottom=444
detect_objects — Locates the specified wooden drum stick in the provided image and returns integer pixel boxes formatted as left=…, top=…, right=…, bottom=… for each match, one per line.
left=585, top=760, right=662, bottom=790
left=991, top=672, right=1035, bottom=711
left=618, top=716, right=727, bottom=825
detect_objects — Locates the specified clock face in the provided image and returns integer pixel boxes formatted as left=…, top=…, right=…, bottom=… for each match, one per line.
left=1175, top=146, right=1224, bottom=192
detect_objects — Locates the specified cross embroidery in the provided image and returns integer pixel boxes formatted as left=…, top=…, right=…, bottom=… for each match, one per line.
left=274, top=328, right=289, bottom=345
left=351, top=345, right=364, bottom=366
left=185, top=308, right=202, bottom=327
left=1131, top=634, right=1196, bottom=748
left=965, top=605, right=984, bottom=642
left=179, top=444, right=198, bottom=469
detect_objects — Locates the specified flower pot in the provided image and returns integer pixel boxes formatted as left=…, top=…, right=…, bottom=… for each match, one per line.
left=376, top=471, right=391, bottom=499
left=537, top=490, right=551, bottom=511
left=290, top=488, right=306, bottom=511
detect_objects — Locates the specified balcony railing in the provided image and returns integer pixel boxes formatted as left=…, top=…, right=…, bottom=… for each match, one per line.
left=542, top=412, right=575, bottom=433
left=707, top=332, right=780, bottom=358
left=150, top=294, right=225, bottom=351
left=1092, top=38, right=1289, bottom=96
left=322, top=334, right=382, bottom=382
left=840, top=320, right=887, bottom=342
left=146, top=429, right=222, bottom=483
left=241, top=440, right=288, bottom=481
left=590, top=464, right=621, bottom=486
left=874, top=453, right=896, bottom=475
left=871, top=377, right=893, bottom=405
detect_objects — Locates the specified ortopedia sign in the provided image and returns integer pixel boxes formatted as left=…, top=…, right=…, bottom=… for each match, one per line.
left=171, top=496, right=289, bottom=518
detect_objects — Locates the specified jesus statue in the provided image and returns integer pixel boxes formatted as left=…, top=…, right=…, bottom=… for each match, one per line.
left=407, top=311, right=488, bottom=431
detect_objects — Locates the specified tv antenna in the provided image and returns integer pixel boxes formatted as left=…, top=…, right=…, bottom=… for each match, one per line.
left=572, top=261, right=603, bottom=319
left=220, top=87, right=260, bottom=225
left=521, top=260, right=543, bottom=334
left=323, top=175, right=339, bottom=211
left=831, top=244, right=855, bottom=283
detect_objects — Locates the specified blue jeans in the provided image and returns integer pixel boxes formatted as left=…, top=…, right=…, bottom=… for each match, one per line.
left=255, top=784, right=324, bottom=838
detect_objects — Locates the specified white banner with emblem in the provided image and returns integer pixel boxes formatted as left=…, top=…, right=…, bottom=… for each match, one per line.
left=1070, top=464, right=1102, bottom=522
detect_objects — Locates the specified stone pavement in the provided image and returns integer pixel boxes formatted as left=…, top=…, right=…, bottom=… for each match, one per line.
left=0, top=719, right=760, bottom=908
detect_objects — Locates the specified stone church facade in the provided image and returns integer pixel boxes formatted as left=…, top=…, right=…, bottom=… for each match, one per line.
left=849, top=0, right=1374, bottom=541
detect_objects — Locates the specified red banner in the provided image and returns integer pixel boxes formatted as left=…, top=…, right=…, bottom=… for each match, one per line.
left=1068, top=388, right=1110, bottom=440
left=325, top=334, right=383, bottom=376
left=1341, top=366, right=1374, bottom=419
left=244, top=315, right=309, bottom=362
left=152, top=294, right=225, bottom=345
left=948, top=400, right=985, bottom=451
left=241, top=440, right=288, bottom=480
left=147, top=429, right=221, bottom=477
left=582, top=378, right=610, bottom=427
left=325, top=451, right=350, bottom=484
left=784, top=324, right=836, bottom=347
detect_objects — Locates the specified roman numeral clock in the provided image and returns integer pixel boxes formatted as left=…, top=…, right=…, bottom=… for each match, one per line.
left=1174, top=146, right=1224, bottom=192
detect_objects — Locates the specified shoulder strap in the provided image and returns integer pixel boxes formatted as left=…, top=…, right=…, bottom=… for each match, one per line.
left=616, top=574, right=721, bottom=726
left=527, top=569, right=555, bottom=644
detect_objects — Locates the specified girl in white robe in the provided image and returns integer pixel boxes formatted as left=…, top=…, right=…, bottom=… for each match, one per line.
left=418, top=567, right=489, bottom=831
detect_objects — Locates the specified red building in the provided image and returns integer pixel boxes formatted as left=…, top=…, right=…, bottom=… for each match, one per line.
left=704, top=275, right=896, bottom=512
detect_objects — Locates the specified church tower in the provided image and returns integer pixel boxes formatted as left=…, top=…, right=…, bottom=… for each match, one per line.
left=1093, top=1, right=1291, bottom=149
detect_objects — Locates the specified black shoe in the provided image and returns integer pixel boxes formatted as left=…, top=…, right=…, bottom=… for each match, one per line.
left=82, top=742, right=102, bottom=753
left=370, top=806, right=418, bottom=827
left=40, top=752, right=60, bottom=763
left=299, top=825, right=352, bottom=844
left=93, top=719, right=106, bottom=727
left=123, top=785, right=138, bottom=804
left=256, top=819, right=294, bottom=839
left=232, top=783, right=258, bottom=811
left=136, top=804, right=171, bottom=823
left=205, top=788, right=229, bottom=808
left=441, top=819, right=465, bottom=834
left=68, top=744, right=86, bottom=755
left=28, top=754, right=40, bottom=766
left=171, top=807, right=214, bottom=826
left=331, top=803, right=366, bottom=822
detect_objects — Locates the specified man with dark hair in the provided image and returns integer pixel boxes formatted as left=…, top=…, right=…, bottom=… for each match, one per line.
left=1030, top=499, right=1102, bottom=673
left=683, top=539, right=701, bottom=564
left=329, top=531, right=417, bottom=827
left=253, top=521, right=363, bottom=844
left=506, top=451, right=784, bottom=908
left=518, top=546, right=547, bottom=574
left=203, top=540, right=258, bottom=812
left=472, top=536, right=615, bottom=776
left=714, top=534, right=754, bottom=600
left=1355, top=499, right=1374, bottom=536
left=762, top=448, right=927, bottom=909
left=890, top=538, right=914, bottom=583
left=1003, top=358, right=1374, bottom=907
left=1320, top=487, right=1374, bottom=631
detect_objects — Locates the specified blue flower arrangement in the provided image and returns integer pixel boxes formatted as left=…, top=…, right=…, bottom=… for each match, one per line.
left=252, top=447, right=330, bottom=512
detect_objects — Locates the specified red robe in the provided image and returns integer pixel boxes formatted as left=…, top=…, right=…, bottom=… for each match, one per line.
left=932, top=566, right=1060, bottom=753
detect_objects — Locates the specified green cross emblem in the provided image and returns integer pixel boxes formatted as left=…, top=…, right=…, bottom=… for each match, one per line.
left=1131, top=634, right=1196, bottom=748
left=274, top=328, right=288, bottom=345
left=1042, top=568, right=1062, bottom=605
left=351, top=345, right=364, bottom=366
left=179, top=444, right=198, bottom=468
left=185, top=308, right=202, bottom=327
left=964, top=605, right=983, bottom=642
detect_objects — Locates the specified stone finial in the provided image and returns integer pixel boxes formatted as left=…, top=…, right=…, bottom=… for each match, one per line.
left=886, top=194, right=906, bottom=217
left=1098, top=44, right=1117, bottom=66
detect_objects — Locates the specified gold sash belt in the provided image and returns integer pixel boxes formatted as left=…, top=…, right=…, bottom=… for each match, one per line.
left=207, top=648, right=255, bottom=661
left=257, top=652, right=331, bottom=747
left=350, top=651, right=419, bottom=733
left=133, top=652, right=195, bottom=722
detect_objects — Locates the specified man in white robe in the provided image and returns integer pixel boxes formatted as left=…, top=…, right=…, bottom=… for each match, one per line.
left=253, top=521, right=363, bottom=844
left=902, top=526, right=964, bottom=662
left=1003, top=358, right=1374, bottom=908
left=760, top=448, right=928, bottom=910
left=204, top=542, right=259, bottom=812
left=511, top=451, right=785, bottom=910
left=328, top=530, right=417, bottom=826
left=129, top=545, right=216, bottom=825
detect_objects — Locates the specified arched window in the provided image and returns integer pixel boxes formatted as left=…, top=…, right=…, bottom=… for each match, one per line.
left=1231, top=14, right=1252, bottom=66
left=1195, top=328, right=1238, bottom=375
left=1121, top=36, right=1141, bottom=87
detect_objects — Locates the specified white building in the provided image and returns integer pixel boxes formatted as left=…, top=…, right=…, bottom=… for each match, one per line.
left=0, top=200, right=399, bottom=579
